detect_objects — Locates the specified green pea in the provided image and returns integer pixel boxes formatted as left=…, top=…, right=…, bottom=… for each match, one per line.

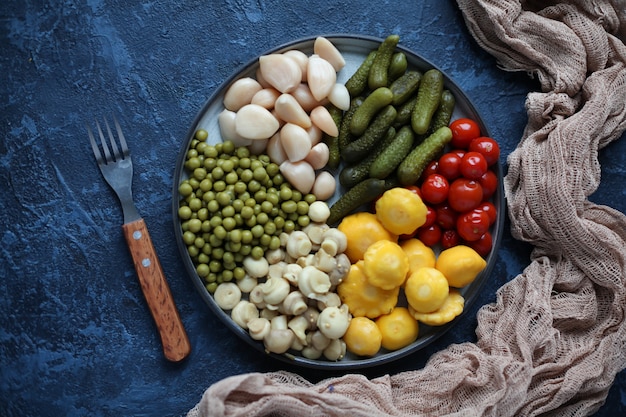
left=240, top=244, right=252, bottom=256
left=297, top=215, right=310, bottom=227
left=212, top=166, right=224, bottom=180
left=229, top=229, right=243, bottom=243
left=222, top=217, right=236, bottom=231
left=254, top=190, right=266, bottom=203
left=251, top=224, right=264, bottom=238
left=187, top=245, right=199, bottom=258
left=296, top=201, right=309, bottom=215
left=195, top=129, right=208, bottom=141
left=264, top=221, right=276, bottom=235
left=201, top=220, right=211, bottom=232
left=178, top=206, right=192, bottom=220
left=256, top=212, right=268, bottom=225
left=304, top=193, right=316, bottom=204
left=197, top=208, right=209, bottom=221
left=253, top=167, right=268, bottom=182
left=209, top=234, right=222, bottom=248
left=194, top=236, right=205, bottom=248
left=213, top=180, right=226, bottom=192
left=269, top=236, right=281, bottom=250
left=178, top=182, right=193, bottom=197
left=197, top=253, right=210, bottom=264
left=284, top=220, right=296, bottom=233
left=196, top=263, right=210, bottom=277
left=186, top=157, right=202, bottom=171
left=279, top=187, right=292, bottom=201
left=205, top=282, right=218, bottom=294
left=222, top=140, right=235, bottom=154
left=251, top=246, right=264, bottom=260
left=221, top=205, right=235, bottom=218
left=182, top=231, right=196, bottom=245
left=281, top=200, right=297, bottom=214
left=212, top=247, right=224, bottom=260
left=188, top=198, right=202, bottom=212
left=260, top=200, right=273, bottom=214
left=274, top=216, right=285, bottom=230
left=205, top=273, right=217, bottom=284
left=259, top=234, right=271, bottom=247
left=213, top=225, right=227, bottom=240
left=203, top=157, right=217, bottom=171
left=225, top=172, right=238, bottom=185
left=207, top=199, right=219, bottom=213
left=234, top=181, right=247, bottom=195
left=241, top=230, right=253, bottom=244
left=228, top=241, right=242, bottom=253
left=240, top=205, right=254, bottom=219
left=209, top=260, right=221, bottom=273
left=240, top=169, right=253, bottom=182
left=188, top=218, right=202, bottom=233
left=248, top=180, right=261, bottom=193
left=233, top=267, right=246, bottom=280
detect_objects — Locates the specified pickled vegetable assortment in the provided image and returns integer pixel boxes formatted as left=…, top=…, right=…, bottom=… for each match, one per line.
left=177, top=35, right=502, bottom=363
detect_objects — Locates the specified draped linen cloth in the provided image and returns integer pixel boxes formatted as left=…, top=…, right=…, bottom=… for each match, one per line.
left=188, top=1, right=626, bottom=415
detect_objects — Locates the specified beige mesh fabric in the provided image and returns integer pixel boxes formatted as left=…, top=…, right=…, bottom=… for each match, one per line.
left=188, top=1, right=626, bottom=416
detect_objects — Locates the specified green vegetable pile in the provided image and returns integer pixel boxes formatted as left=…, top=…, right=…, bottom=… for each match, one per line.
left=178, top=131, right=316, bottom=293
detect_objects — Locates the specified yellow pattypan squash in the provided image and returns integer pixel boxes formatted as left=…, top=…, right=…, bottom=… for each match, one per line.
left=404, top=266, right=449, bottom=314
left=363, top=240, right=409, bottom=290
left=400, top=238, right=436, bottom=276
left=376, top=307, right=419, bottom=351
left=436, top=245, right=487, bottom=288
left=409, top=290, right=465, bottom=326
left=338, top=212, right=396, bottom=263
left=375, top=187, right=427, bottom=235
left=343, top=316, right=382, bottom=357
left=337, top=261, right=399, bottom=319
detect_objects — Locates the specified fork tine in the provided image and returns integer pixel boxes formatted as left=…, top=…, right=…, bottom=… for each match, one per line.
left=96, top=120, right=113, bottom=163
left=86, top=123, right=104, bottom=164
left=112, top=115, right=130, bottom=159
left=103, top=118, right=122, bottom=162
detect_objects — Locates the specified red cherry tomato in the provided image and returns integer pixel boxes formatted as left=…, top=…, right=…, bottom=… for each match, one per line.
left=423, top=205, right=437, bottom=228
left=469, top=136, right=500, bottom=166
left=435, top=204, right=458, bottom=230
left=419, top=160, right=439, bottom=183
left=477, top=201, right=498, bottom=225
left=467, top=231, right=493, bottom=257
left=437, top=152, right=462, bottom=180
left=416, top=224, right=442, bottom=247
left=449, top=118, right=481, bottom=149
left=448, top=178, right=483, bottom=212
left=404, top=185, right=422, bottom=199
left=451, top=149, right=466, bottom=159
left=421, top=174, right=449, bottom=205
left=457, top=209, right=490, bottom=242
left=441, top=229, right=461, bottom=249
left=460, top=151, right=488, bottom=180
left=478, top=170, right=498, bottom=200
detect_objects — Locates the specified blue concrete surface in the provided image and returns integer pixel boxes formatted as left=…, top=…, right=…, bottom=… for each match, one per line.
left=1, top=1, right=624, bottom=416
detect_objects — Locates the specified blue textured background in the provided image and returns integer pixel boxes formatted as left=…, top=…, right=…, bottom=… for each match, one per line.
left=1, top=1, right=624, bottom=416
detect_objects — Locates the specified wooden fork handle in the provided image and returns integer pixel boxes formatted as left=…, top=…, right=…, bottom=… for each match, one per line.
left=122, top=218, right=191, bottom=362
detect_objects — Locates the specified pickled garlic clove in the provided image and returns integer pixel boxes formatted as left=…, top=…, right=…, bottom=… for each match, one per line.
left=235, top=104, right=280, bottom=140
left=279, top=160, right=316, bottom=194
left=328, top=83, right=350, bottom=111
left=310, top=105, right=339, bottom=137
left=259, top=53, right=302, bottom=94
left=307, top=55, right=337, bottom=102
left=274, top=93, right=312, bottom=128
left=251, top=88, right=281, bottom=109
left=313, top=37, right=345, bottom=71
left=280, top=123, right=312, bottom=162
left=218, top=109, right=253, bottom=147
left=223, top=77, right=263, bottom=111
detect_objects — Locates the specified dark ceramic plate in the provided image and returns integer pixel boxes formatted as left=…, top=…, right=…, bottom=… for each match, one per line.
left=172, top=34, right=504, bottom=370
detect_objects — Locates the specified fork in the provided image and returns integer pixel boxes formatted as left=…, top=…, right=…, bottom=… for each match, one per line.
left=87, top=116, right=191, bottom=362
